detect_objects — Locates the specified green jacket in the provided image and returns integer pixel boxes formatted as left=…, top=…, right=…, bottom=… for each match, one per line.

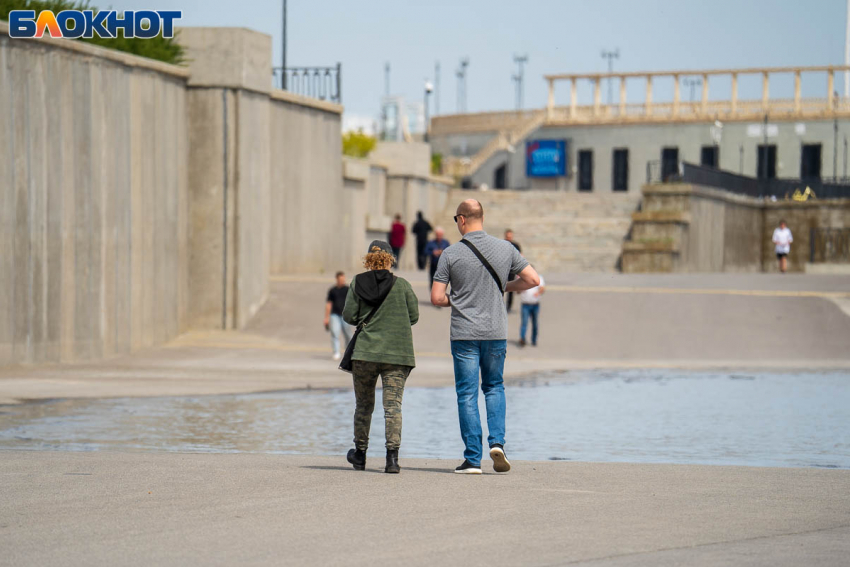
left=342, top=276, right=419, bottom=368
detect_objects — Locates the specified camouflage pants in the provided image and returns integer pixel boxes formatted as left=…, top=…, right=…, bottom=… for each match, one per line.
left=352, top=360, right=411, bottom=451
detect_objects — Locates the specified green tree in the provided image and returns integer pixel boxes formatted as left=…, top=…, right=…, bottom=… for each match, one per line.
left=342, top=130, right=377, bottom=158
left=0, top=0, right=185, bottom=65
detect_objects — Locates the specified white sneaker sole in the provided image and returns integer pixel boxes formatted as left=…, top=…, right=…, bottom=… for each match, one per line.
left=490, top=447, right=511, bottom=473
left=454, top=467, right=482, bottom=475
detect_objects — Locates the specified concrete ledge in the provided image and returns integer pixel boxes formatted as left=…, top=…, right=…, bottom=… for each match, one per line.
left=623, top=241, right=678, bottom=252
left=632, top=211, right=691, bottom=223
left=342, top=158, right=370, bottom=182
left=0, top=20, right=189, bottom=78
left=270, top=88, right=343, bottom=114
left=805, top=263, right=850, bottom=274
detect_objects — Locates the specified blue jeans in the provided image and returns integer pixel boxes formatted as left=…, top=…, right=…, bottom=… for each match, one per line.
left=330, top=314, right=353, bottom=356
left=450, top=340, right=507, bottom=467
left=520, top=303, right=539, bottom=344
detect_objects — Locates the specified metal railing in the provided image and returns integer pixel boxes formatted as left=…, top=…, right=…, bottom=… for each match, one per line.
left=649, top=162, right=850, bottom=200
left=272, top=63, right=341, bottom=103
left=810, top=228, right=850, bottom=263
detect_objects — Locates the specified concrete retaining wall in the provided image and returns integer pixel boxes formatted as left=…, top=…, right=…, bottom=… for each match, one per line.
left=0, top=24, right=346, bottom=365
left=623, top=183, right=850, bottom=273
left=0, top=27, right=189, bottom=365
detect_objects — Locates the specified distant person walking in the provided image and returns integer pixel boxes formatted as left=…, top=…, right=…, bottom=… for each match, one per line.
left=431, top=200, right=540, bottom=475
left=343, top=241, right=419, bottom=474
left=324, top=271, right=353, bottom=361
left=424, top=227, right=450, bottom=291
left=389, top=214, right=406, bottom=262
left=504, top=229, right=522, bottom=313
left=518, top=271, right=545, bottom=347
left=772, top=220, right=793, bottom=273
left=412, top=211, right=433, bottom=270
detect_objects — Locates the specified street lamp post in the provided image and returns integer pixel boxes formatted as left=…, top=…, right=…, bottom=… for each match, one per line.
left=281, top=0, right=287, bottom=90
left=424, top=81, right=434, bottom=142
left=600, top=48, right=619, bottom=105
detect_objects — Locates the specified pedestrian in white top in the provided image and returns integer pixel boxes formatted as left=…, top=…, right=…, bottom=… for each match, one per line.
left=772, top=220, right=793, bottom=273
left=519, top=273, right=545, bottom=347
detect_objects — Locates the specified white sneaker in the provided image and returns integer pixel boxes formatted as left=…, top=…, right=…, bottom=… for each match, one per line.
left=454, top=460, right=483, bottom=474
left=489, top=445, right=511, bottom=473
left=332, top=353, right=341, bottom=361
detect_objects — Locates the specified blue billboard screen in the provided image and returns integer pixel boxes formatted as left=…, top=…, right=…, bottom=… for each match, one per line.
left=526, top=139, right=567, bottom=177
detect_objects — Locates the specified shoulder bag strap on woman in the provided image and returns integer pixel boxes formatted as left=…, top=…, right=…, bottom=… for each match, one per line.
left=459, top=239, right=503, bottom=294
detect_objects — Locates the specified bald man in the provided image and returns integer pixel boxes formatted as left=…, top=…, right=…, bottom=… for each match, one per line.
left=431, top=199, right=540, bottom=475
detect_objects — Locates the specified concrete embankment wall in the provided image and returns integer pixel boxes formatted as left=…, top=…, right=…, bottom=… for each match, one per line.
left=0, top=24, right=346, bottom=365
left=623, top=183, right=850, bottom=273
left=0, top=25, right=190, bottom=365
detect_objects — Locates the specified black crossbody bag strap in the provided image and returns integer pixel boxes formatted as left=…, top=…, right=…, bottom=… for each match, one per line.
left=460, top=239, right=504, bottom=294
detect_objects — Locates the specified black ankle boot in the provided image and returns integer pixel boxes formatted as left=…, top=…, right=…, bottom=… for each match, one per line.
left=385, top=449, right=400, bottom=474
left=347, top=448, right=366, bottom=471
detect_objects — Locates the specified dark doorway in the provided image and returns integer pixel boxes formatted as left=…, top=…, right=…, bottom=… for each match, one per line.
left=661, top=147, right=679, bottom=181
left=578, top=150, right=593, bottom=191
left=800, top=144, right=822, bottom=179
left=612, top=148, right=629, bottom=191
left=494, top=162, right=507, bottom=189
left=757, top=144, right=777, bottom=179
left=701, top=146, right=719, bottom=169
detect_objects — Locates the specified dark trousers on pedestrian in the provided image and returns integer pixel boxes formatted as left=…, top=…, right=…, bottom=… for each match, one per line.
left=352, top=360, right=410, bottom=451
left=416, top=240, right=427, bottom=270
left=392, top=246, right=402, bottom=264
left=520, top=303, right=539, bottom=345
left=428, top=259, right=439, bottom=291
left=506, top=292, right=515, bottom=312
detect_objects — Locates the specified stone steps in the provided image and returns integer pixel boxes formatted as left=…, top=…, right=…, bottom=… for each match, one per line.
left=438, top=190, right=639, bottom=272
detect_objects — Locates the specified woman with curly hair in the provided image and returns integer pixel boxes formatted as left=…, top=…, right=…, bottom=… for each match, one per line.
left=342, top=240, right=419, bottom=473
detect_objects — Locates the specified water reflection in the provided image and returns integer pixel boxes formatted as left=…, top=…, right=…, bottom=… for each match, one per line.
left=1, top=370, right=848, bottom=469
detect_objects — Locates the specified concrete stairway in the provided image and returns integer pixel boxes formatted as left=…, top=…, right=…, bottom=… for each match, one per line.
left=444, top=111, right=546, bottom=177
left=436, top=190, right=641, bottom=272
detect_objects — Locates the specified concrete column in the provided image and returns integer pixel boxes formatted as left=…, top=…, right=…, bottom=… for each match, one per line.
left=731, top=73, right=738, bottom=114
left=619, top=76, right=626, bottom=115
left=547, top=79, right=554, bottom=119
left=701, top=74, right=708, bottom=114
left=181, top=27, right=273, bottom=329
left=645, top=76, right=653, bottom=116
left=593, top=77, right=601, bottom=116
left=828, top=70, right=835, bottom=108
left=794, top=70, right=801, bottom=113
left=673, top=74, right=680, bottom=116
left=570, top=78, right=577, bottom=118
left=762, top=72, right=769, bottom=110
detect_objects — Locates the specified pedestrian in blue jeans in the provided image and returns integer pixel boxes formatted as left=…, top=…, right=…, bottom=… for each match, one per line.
left=519, top=273, right=545, bottom=347
left=431, top=199, right=540, bottom=474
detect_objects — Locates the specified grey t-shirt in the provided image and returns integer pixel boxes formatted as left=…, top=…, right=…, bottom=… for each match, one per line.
left=433, top=230, right=529, bottom=341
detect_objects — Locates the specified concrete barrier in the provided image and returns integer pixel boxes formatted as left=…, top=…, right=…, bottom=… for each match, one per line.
left=0, top=22, right=190, bottom=365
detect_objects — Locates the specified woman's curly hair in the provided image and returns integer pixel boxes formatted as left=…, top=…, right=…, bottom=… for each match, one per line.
left=363, top=246, right=395, bottom=270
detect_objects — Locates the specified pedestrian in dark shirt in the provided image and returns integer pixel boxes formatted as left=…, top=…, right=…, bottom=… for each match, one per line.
left=389, top=214, right=406, bottom=262
left=324, top=271, right=353, bottom=361
left=504, top=229, right=522, bottom=313
left=411, top=211, right=433, bottom=270
left=424, top=227, right=450, bottom=291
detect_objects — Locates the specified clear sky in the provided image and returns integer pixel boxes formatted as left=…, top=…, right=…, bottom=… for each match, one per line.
left=105, top=0, right=849, bottom=122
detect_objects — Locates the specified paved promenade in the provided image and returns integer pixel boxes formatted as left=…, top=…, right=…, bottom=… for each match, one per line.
left=1, top=451, right=848, bottom=566
left=0, top=272, right=848, bottom=404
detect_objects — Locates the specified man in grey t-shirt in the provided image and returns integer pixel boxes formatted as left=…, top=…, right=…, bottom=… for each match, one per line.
left=431, top=199, right=540, bottom=474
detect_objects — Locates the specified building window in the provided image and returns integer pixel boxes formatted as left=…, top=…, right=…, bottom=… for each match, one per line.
left=661, top=147, right=679, bottom=181
left=612, top=148, right=629, bottom=192
left=701, top=146, right=719, bottom=169
left=578, top=150, right=593, bottom=191
left=800, top=144, right=822, bottom=179
left=757, top=144, right=777, bottom=179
